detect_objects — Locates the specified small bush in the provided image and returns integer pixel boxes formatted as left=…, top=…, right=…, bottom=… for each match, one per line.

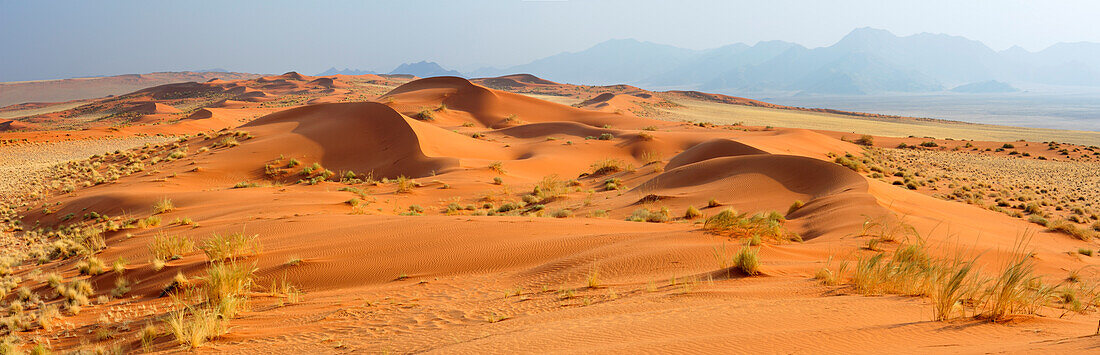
left=200, top=233, right=261, bottom=262
left=551, top=209, right=573, bottom=218
left=76, top=257, right=106, bottom=275
left=684, top=206, right=702, bottom=219
left=704, top=209, right=800, bottom=242
left=233, top=181, right=260, bottom=189
left=707, top=198, right=720, bottom=208
left=1078, top=248, right=1094, bottom=256
left=597, top=133, right=613, bottom=140
left=628, top=207, right=670, bottom=223
left=853, top=135, right=874, bottom=146
left=150, top=233, right=195, bottom=261
left=786, top=200, right=805, bottom=215
left=734, top=247, right=760, bottom=276
left=166, top=305, right=228, bottom=349
left=152, top=197, right=175, bottom=215
left=1048, top=219, right=1096, bottom=241
left=603, top=178, right=623, bottom=191
left=488, top=161, right=505, bottom=174
left=395, top=176, right=415, bottom=193
left=139, top=216, right=162, bottom=228
left=590, top=158, right=628, bottom=176
left=202, top=262, right=255, bottom=317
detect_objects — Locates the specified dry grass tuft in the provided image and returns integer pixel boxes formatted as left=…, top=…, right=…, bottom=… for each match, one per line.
left=200, top=232, right=260, bottom=262
left=589, top=158, right=629, bottom=176
left=704, top=209, right=801, bottom=242
left=150, top=233, right=195, bottom=261
left=152, top=197, right=175, bottom=215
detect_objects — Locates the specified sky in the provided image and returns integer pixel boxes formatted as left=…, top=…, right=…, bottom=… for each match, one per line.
left=2, top=0, right=1100, bottom=81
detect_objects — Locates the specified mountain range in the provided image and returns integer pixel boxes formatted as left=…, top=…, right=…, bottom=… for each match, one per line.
left=318, top=61, right=463, bottom=78
left=465, top=28, right=1100, bottom=95
left=316, top=28, right=1100, bottom=96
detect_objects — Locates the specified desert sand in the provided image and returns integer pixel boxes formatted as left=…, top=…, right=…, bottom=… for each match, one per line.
left=0, top=73, right=1098, bottom=353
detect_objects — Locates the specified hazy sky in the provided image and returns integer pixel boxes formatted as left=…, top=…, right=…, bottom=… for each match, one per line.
left=2, top=0, right=1099, bottom=81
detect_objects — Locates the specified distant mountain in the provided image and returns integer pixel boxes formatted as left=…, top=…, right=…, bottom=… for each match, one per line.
left=317, top=67, right=377, bottom=76
left=951, top=80, right=1020, bottom=93
left=470, top=28, right=1100, bottom=95
left=389, top=61, right=462, bottom=78
left=474, top=39, right=700, bottom=85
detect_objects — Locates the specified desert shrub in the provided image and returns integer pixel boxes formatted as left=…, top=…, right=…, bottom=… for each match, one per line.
left=1047, top=219, right=1096, bottom=241
left=603, top=178, right=623, bottom=191
left=200, top=233, right=260, bottom=262
left=551, top=209, right=573, bottom=218
left=684, top=206, right=702, bottom=219
left=166, top=305, right=227, bottom=349
left=734, top=247, right=760, bottom=275
left=597, top=133, right=614, bottom=140
left=201, top=262, right=255, bottom=318
left=152, top=197, right=175, bottom=215
left=978, top=252, right=1049, bottom=322
left=395, top=176, right=415, bottom=193
left=488, top=161, right=505, bottom=174
left=590, top=158, right=629, bottom=176
left=707, top=198, right=720, bottom=208
left=1078, top=248, right=1094, bottom=256
left=496, top=202, right=521, bottom=213
left=141, top=324, right=159, bottom=351
left=1027, top=215, right=1049, bottom=227
left=138, top=216, right=162, bottom=228
left=834, top=156, right=865, bottom=172
left=931, top=258, right=977, bottom=321
left=534, top=175, right=569, bottom=201
left=853, top=135, right=874, bottom=146
left=628, top=207, right=670, bottom=223
left=492, top=177, right=503, bottom=185
left=76, top=257, right=106, bottom=275
left=150, top=233, right=195, bottom=261
left=786, top=200, right=805, bottom=215
left=416, top=110, right=434, bottom=120
left=168, top=150, right=187, bottom=159
left=704, top=209, right=800, bottom=242
left=112, top=277, right=131, bottom=297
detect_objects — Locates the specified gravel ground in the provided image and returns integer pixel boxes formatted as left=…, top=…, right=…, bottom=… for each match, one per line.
left=0, top=136, right=169, bottom=203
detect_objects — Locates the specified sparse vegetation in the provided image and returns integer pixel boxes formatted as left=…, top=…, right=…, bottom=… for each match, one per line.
left=734, top=246, right=760, bottom=276
left=200, top=232, right=261, bottom=262
left=590, top=158, right=629, bottom=176
left=704, top=209, right=801, bottom=242
left=628, top=207, right=670, bottom=223
left=684, top=205, right=702, bottom=219
left=150, top=233, right=196, bottom=261
left=152, top=197, right=175, bottom=214
left=488, top=161, right=505, bottom=174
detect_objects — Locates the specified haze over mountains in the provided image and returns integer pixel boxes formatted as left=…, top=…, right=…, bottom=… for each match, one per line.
left=318, top=61, right=462, bottom=78
left=325, top=28, right=1100, bottom=96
